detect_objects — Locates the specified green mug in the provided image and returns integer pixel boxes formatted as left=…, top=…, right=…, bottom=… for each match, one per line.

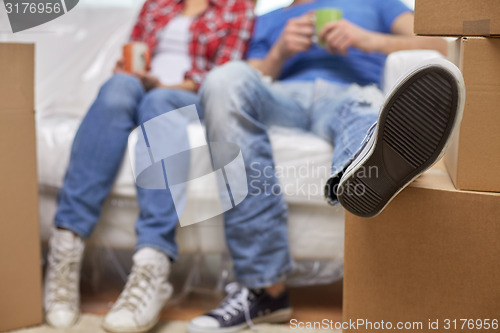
left=315, top=8, right=343, bottom=47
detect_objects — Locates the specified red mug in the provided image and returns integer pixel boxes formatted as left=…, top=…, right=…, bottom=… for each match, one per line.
left=123, top=42, right=151, bottom=73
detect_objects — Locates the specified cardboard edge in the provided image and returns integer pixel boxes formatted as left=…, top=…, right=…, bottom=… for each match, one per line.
left=0, top=43, right=35, bottom=113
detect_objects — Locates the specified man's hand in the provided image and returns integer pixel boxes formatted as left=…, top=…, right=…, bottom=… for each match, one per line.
left=319, top=19, right=373, bottom=55
left=274, top=13, right=315, bottom=60
left=134, top=71, right=160, bottom=91
left=250, top=12, right=315, bottom=79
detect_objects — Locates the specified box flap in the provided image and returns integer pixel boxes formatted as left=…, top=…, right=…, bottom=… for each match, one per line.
left=461, top=37, right=500, bottom=86
left=411, top=160, right=500, bottom=198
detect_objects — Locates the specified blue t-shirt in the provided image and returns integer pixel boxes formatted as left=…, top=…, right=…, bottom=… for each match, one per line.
left=248, top=0, right=411, bottom=87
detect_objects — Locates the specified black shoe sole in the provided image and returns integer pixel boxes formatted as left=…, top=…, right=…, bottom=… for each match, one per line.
left=338, top=65, right=462, bottom=218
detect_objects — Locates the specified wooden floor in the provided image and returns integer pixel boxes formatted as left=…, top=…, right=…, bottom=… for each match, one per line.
left=76, top=250, right=343, bottom=324
left=80, top=274, right=343, bottom=324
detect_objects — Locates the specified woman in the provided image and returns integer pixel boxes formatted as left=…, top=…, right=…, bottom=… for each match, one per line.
left=43, top=0, right=254, bottom=332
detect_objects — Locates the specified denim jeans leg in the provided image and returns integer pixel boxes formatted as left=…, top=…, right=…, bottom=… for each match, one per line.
left=134, top=88, right=201, bottom=260
left=311, top=82, right=382, bottom=204
left=201, top=61, right=314, bottom=288
left=55, top=74, right=145, bottom=237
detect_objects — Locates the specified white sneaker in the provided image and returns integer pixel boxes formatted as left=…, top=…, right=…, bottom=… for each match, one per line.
left=102, top=247, right=173, bottom=333
left=44, top=228, right=85, bottom=328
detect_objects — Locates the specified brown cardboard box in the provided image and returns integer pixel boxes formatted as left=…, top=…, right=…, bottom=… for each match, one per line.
left=414, top=0, right=500, bottom=36
left=343, top=163, right=500, bottom=333
left=444, top=37, right=500, bottom=192
left=0, top=43, right=43, bottom=332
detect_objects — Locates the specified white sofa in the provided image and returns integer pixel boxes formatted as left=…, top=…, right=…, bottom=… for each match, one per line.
left=0, top=4, right=443, bottom=286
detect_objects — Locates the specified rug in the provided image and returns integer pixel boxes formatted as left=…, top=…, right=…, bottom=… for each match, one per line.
left=12, top=315, right=338, bottom=332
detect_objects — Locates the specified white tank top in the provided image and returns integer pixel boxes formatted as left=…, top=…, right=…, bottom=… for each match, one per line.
left=150, top=15, right=193, bottom=86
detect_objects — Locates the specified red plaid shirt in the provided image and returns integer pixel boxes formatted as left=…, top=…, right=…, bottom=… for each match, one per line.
left=130, top=0, right=255, bottom=89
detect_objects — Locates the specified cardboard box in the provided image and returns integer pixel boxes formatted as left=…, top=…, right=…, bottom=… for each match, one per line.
left=444, top=37, right=500, bottom=192
left=0, top=43, right=43, bottom=332
left=343, top=163, right=500, bottom=332
left=414, top=0, right=500, bottom=36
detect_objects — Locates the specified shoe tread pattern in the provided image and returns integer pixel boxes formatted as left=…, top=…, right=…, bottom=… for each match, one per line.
left=339, top=67, right=458, bottom=218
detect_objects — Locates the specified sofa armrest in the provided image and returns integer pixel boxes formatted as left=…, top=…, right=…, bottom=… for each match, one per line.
left=382, top=50, right=444, bottom=95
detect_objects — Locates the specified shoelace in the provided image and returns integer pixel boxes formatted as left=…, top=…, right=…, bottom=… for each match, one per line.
left=113, top=265, right=155, bottom=313
left=212, top=282, right=258, bottom=330
left=47, top=246, right=80, bottom=307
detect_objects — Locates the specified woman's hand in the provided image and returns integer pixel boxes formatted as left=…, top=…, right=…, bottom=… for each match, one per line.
left=134, top=71, right=160, bottom=91
left=113, top=59, right=126, bottom=74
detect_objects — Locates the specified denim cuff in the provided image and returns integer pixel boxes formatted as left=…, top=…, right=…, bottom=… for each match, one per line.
left=54, top=220, right=92, bottom=239
left=136, top=242, right=178, bottom=262
left=235, top=261, right=293, bottom=289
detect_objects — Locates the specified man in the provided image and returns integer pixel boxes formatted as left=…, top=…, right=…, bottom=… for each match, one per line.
left=188, top=0, right=464, bottom=332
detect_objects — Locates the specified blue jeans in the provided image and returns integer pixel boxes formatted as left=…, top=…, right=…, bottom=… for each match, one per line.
left=55, top=74, right=201, bottom=260
left=201, top=61, right=381, bottom=288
